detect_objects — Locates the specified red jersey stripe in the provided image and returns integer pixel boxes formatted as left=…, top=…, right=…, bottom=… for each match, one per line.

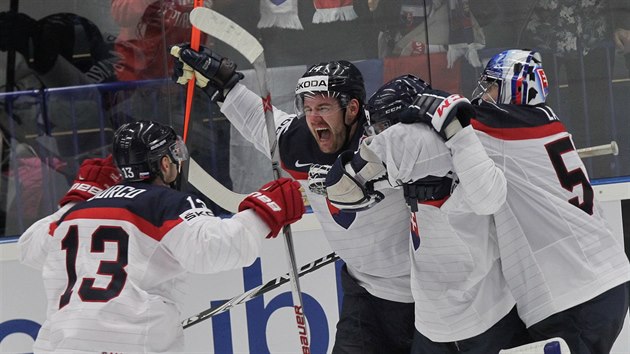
left=61, top=207, right=183, bottom=241
left=280, top=161, right=308, bottom=180
left=471, top=119, right=567, bottom=140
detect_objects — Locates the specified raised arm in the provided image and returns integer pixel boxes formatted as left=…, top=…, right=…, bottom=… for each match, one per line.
left=171, top=43, right=294, bottom=158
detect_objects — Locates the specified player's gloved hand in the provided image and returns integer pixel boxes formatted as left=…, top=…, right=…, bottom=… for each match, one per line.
left=399, top=89, right=475, bottom=140
left=308, top=164, right=331, bottom=196
left=239, top=177, right=305, bottom=238
left=170, top=43, right=244, bottom=103
left=325, top=139, right=386, bottom=210
left=59, top=155, right=122, bottom=207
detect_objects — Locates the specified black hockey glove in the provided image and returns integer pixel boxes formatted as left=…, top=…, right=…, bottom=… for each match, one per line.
left=399, top=89, right=475, bottom=140
left=170, top=43, right=244, bottom=103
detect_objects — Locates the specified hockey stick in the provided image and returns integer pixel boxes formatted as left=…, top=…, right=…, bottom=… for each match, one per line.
left=188, top=157, right=246, bottom=213
left=576, top=141, right=618, bottom=159
left=499, top=337, right=570, bottom=353
left=176, top=0, right=203, bottom=193
left=182, top=0, right=204, bottom=143
left=190, top=8, right=310, bottom=351
left=181, top=251, right=339, bottom=329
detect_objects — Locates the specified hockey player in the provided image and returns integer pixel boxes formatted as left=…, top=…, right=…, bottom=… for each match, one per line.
left=18, top=120, right=305, bottom=353
left=471, top=49, right=630, bottom=354
left=171, top=44, right=415, bottom=353
left=406, top=49, right=630, bottom=353
left=325, top=74, right=532, bottom=353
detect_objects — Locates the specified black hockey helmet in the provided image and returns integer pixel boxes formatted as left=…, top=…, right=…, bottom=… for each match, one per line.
left=294, top=60, right=366, bottom=115
left=364, top=74, right=430, bottom=136
left=112, top=120, right=188, bottom=182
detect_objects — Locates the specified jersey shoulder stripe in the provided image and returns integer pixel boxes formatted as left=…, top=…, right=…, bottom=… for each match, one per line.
left=54, top=207, right=183, bottom=241
left=471, top=119, right=566, bottom=140
left=53, top=183, right=197, bottom=241
left=472, top=102, right=566, bottom=140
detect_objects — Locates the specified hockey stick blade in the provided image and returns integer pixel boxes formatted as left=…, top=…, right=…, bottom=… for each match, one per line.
left=188, top=158, right=247, bottom=213
left=182, top=252, right=339, bottom=329
left=190, top=8, right=263, bottom=65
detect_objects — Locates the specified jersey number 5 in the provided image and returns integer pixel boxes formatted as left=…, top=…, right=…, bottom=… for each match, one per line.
left=545, top=136, right=594, bottom=215
left=59, top=225, right=129, bottom=309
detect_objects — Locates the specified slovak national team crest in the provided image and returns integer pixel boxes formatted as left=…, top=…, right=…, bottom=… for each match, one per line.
left=326, top=199, right=356, bottom=229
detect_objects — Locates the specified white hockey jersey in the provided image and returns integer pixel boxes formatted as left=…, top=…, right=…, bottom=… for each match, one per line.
left=367, top=123, right=516, bottom=342
left=221, top=83, right=413, bottom=302
left=471, top=101, right=630, bottom=327
left=18, top=182, right=270, bottom=353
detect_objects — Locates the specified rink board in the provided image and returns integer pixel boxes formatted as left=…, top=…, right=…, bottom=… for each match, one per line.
left=1, top=183, right=629, bottom=354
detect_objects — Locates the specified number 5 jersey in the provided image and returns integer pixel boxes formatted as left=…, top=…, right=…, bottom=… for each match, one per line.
left=471, top=100, right=630, bottom=327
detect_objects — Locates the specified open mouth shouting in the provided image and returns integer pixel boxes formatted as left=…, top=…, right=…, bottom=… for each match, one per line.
left=312, top=124, right=339, bottom=153
left=316, top=127, right=332, bottom=142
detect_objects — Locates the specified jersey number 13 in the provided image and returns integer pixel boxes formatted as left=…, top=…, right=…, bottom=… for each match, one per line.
left=59, top=225, right=129, bottom=309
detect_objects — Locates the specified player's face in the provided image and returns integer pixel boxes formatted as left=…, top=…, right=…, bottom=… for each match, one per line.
left=159, top=156, right=180, bottom=186
left=303, top=94, right=349, bottom=153
left=482, top=82, right=499, bottom=103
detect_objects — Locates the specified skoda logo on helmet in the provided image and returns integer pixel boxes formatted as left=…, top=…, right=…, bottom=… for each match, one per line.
left=295, top=75, right=330, bottom=94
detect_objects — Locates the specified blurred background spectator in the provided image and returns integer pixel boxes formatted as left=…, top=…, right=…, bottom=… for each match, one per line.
left=517, top=0, right=629, bottom=178
left=0, top=0, right=629, bottom=235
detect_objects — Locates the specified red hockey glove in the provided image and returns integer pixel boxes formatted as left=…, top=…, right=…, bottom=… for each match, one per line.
left=59, top=155, right=121, bottom=207
left=238, top=178, right=305, bottom=238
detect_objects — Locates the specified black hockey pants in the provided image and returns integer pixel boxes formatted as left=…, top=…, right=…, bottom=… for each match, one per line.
left=332, top=264, right=415, bottom=354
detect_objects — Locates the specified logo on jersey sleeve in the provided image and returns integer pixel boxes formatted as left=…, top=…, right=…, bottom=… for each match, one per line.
left=410, top=212, right=420, bottom=250
left=181, top=208, right=215, bottom=224
left=326, top=199, right=356, bottom=229
left=276, top=117, right=293, bottom=136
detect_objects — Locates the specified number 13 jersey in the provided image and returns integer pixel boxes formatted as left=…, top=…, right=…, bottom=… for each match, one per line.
left=18, top=182, right=269, bottom=353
